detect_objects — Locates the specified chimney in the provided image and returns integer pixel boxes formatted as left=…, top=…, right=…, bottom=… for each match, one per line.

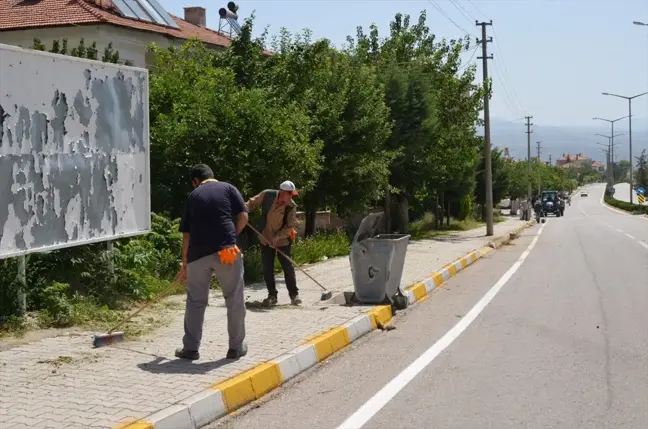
left=184, top=7, right=206, bottom=27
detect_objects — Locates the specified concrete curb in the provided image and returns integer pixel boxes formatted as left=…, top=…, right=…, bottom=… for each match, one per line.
left=115, top=220, right=536, bottom=429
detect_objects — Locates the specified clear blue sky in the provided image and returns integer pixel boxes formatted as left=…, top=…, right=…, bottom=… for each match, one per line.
left=159, top=0, right=648, bottom=128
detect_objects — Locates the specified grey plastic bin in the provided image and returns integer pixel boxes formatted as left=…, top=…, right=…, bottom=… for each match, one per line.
left=349, top=213, right=410, bottom=304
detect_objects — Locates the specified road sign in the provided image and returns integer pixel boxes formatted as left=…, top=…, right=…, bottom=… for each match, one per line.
left=639, top=194, right=645, bottom=204
left=637, top=186, right=645, bottom=196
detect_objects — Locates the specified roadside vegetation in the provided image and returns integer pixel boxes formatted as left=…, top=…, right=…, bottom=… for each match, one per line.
left=0, top=13, right=593, bottom=336
left=604, top=195, right=648, bottom=215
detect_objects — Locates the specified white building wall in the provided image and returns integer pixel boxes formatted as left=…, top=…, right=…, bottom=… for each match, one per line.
left=0, top=24, right=189, bottom=68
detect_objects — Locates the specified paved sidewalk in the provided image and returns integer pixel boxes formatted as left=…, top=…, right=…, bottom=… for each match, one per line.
left=0, top=218, right=527, bottom=429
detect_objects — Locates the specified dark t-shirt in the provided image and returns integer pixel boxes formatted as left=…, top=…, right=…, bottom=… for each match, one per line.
left=179, top=181, right=247, bottom=263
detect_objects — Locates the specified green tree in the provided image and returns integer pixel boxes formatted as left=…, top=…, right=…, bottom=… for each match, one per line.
left=615, top=159, right=631, bottom=183
left=476, top=146, right=509, bottom=218
left=254, top=30, right=393, bottom=235
left=635, top=150, right=648, bottom=189
left=148, top=40, right=321, bottom=217
left=350, top=11, right=484, bottom=231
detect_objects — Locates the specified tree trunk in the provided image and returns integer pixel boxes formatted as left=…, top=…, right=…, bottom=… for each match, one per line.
left=435, top=193, right=441, bottom=229
left=304, top=198, right=318, bottom=237
left=383, top=185, right=392, bottom=233
left=445, top=196, right=450, bottom=227
left=439, top=192, right=445, bottom=228
left=394, top=194, right=409, bottom=234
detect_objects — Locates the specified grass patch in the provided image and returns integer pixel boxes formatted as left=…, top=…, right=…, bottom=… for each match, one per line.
left=409, top=212, right=485, bottom=240
left=244, top=230, right=350, bottom=283
left=604, top=194, right=648, bottom=215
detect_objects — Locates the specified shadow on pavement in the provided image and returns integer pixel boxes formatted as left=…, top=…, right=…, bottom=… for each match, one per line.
left=430, top=235, right=474, bottom=243
left=137, top=356, right=234, bottom=374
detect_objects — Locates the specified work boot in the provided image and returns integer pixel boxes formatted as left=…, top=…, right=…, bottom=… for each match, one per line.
left=262, top=295, right=278, bottom=306
left=290, top=295, right=302, bottom=306
left=226, top=343, right=248, bottom=360
left=175, top=348, right=200, bottom=361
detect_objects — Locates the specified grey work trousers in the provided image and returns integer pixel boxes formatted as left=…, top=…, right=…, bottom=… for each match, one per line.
left=183, top=251, right=246, bottom=352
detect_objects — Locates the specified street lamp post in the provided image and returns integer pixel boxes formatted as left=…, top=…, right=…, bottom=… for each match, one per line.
left=596, top=146, right=610, bottom=183
left=595, top=133, right=624, bottom=184
left=601, top=91, right=648, bottom=203
left=593, top=116, right=629, bottom=184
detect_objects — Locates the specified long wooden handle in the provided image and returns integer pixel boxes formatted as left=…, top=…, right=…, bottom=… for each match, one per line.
left=107, top=279, right=183, bottom=334
left=246, top=224, right=329, bottom=292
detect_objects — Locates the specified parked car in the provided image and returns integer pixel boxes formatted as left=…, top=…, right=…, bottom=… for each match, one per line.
left=581, top=190, right=588, bottom=197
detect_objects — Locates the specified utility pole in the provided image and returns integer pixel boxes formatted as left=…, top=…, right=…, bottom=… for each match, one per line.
left=525, top=116, right=533, bottom=200
left=593, top=115, right=629, bottom=185
left=602, top=91, right=648, bottom=203
left=536, top=141, right=542, bottom=162
left=476, top=20, right=494, bottom=236
left=548, top=154, right=552, bottom=166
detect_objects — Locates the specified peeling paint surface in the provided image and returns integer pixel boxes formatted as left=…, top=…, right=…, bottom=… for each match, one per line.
left=0, top=43, right=150, bottom=259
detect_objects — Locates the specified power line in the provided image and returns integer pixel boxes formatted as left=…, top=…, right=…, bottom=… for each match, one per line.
left=468, top=0, right=488, bottom=20
left=448, top=0, right=475, bottom=23
left=491, top=27, right=525, bottom=114
left=427, top=0, right=475, bottom=37
left=459, top=45, right=480, bottom=71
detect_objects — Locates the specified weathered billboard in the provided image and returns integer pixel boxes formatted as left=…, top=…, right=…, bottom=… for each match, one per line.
left=0, top=43, right=150, bottom=259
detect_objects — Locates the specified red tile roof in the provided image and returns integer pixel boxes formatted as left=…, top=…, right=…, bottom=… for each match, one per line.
left=0, top=0, right=231, bottom=48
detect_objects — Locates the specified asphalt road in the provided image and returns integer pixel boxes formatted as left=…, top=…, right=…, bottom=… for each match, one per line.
left=213, top=184, right=648, bottom=429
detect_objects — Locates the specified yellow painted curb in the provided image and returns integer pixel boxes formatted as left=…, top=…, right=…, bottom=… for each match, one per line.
left=409, top=282, right=427, bottom=301
left=212, top=361, right=282, bottom=412
left=367, top=305, right=393, bottom=328
left=308, top=327, right=350, bottom=361
left=446, top=264, right=457, bottom=276
left=430, top=272, right=444, bottom=287
left=113, top=420, right=153, bottom=429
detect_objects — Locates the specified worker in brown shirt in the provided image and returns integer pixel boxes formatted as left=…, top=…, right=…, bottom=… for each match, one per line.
left=246, top=181, right=301, bottom=306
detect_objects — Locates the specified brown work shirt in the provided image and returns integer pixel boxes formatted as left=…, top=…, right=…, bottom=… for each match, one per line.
left=246, top=190, right=298, bottom=247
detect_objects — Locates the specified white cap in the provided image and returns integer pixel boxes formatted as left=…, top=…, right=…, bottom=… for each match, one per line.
left=279, top=180, right=298, bottom=196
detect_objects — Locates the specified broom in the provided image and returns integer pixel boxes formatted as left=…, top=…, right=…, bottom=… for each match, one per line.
left=92, top=278, right=183, bottom=348
left=246, top=224, right=333, bottom=301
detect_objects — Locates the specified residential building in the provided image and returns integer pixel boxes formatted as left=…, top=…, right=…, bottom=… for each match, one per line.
left=556, top=153, right=593, bottom=169
left=591, top=161, right=605, bottom=172
left=0, top=0, right=231, bottom=68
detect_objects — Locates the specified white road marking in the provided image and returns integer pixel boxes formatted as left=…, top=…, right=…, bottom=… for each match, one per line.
left=626, top=233, right=636, bottom=240
left=336, top=222, right=548, bottom=429
left=616, top=228, right=624, bottom=233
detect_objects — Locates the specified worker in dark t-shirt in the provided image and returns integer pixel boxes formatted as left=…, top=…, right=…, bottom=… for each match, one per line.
left=175, top=164, right=249, bottom=361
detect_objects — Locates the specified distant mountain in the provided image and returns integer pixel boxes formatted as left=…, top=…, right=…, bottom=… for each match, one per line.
left=479, top=118, right=648, bottom=165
